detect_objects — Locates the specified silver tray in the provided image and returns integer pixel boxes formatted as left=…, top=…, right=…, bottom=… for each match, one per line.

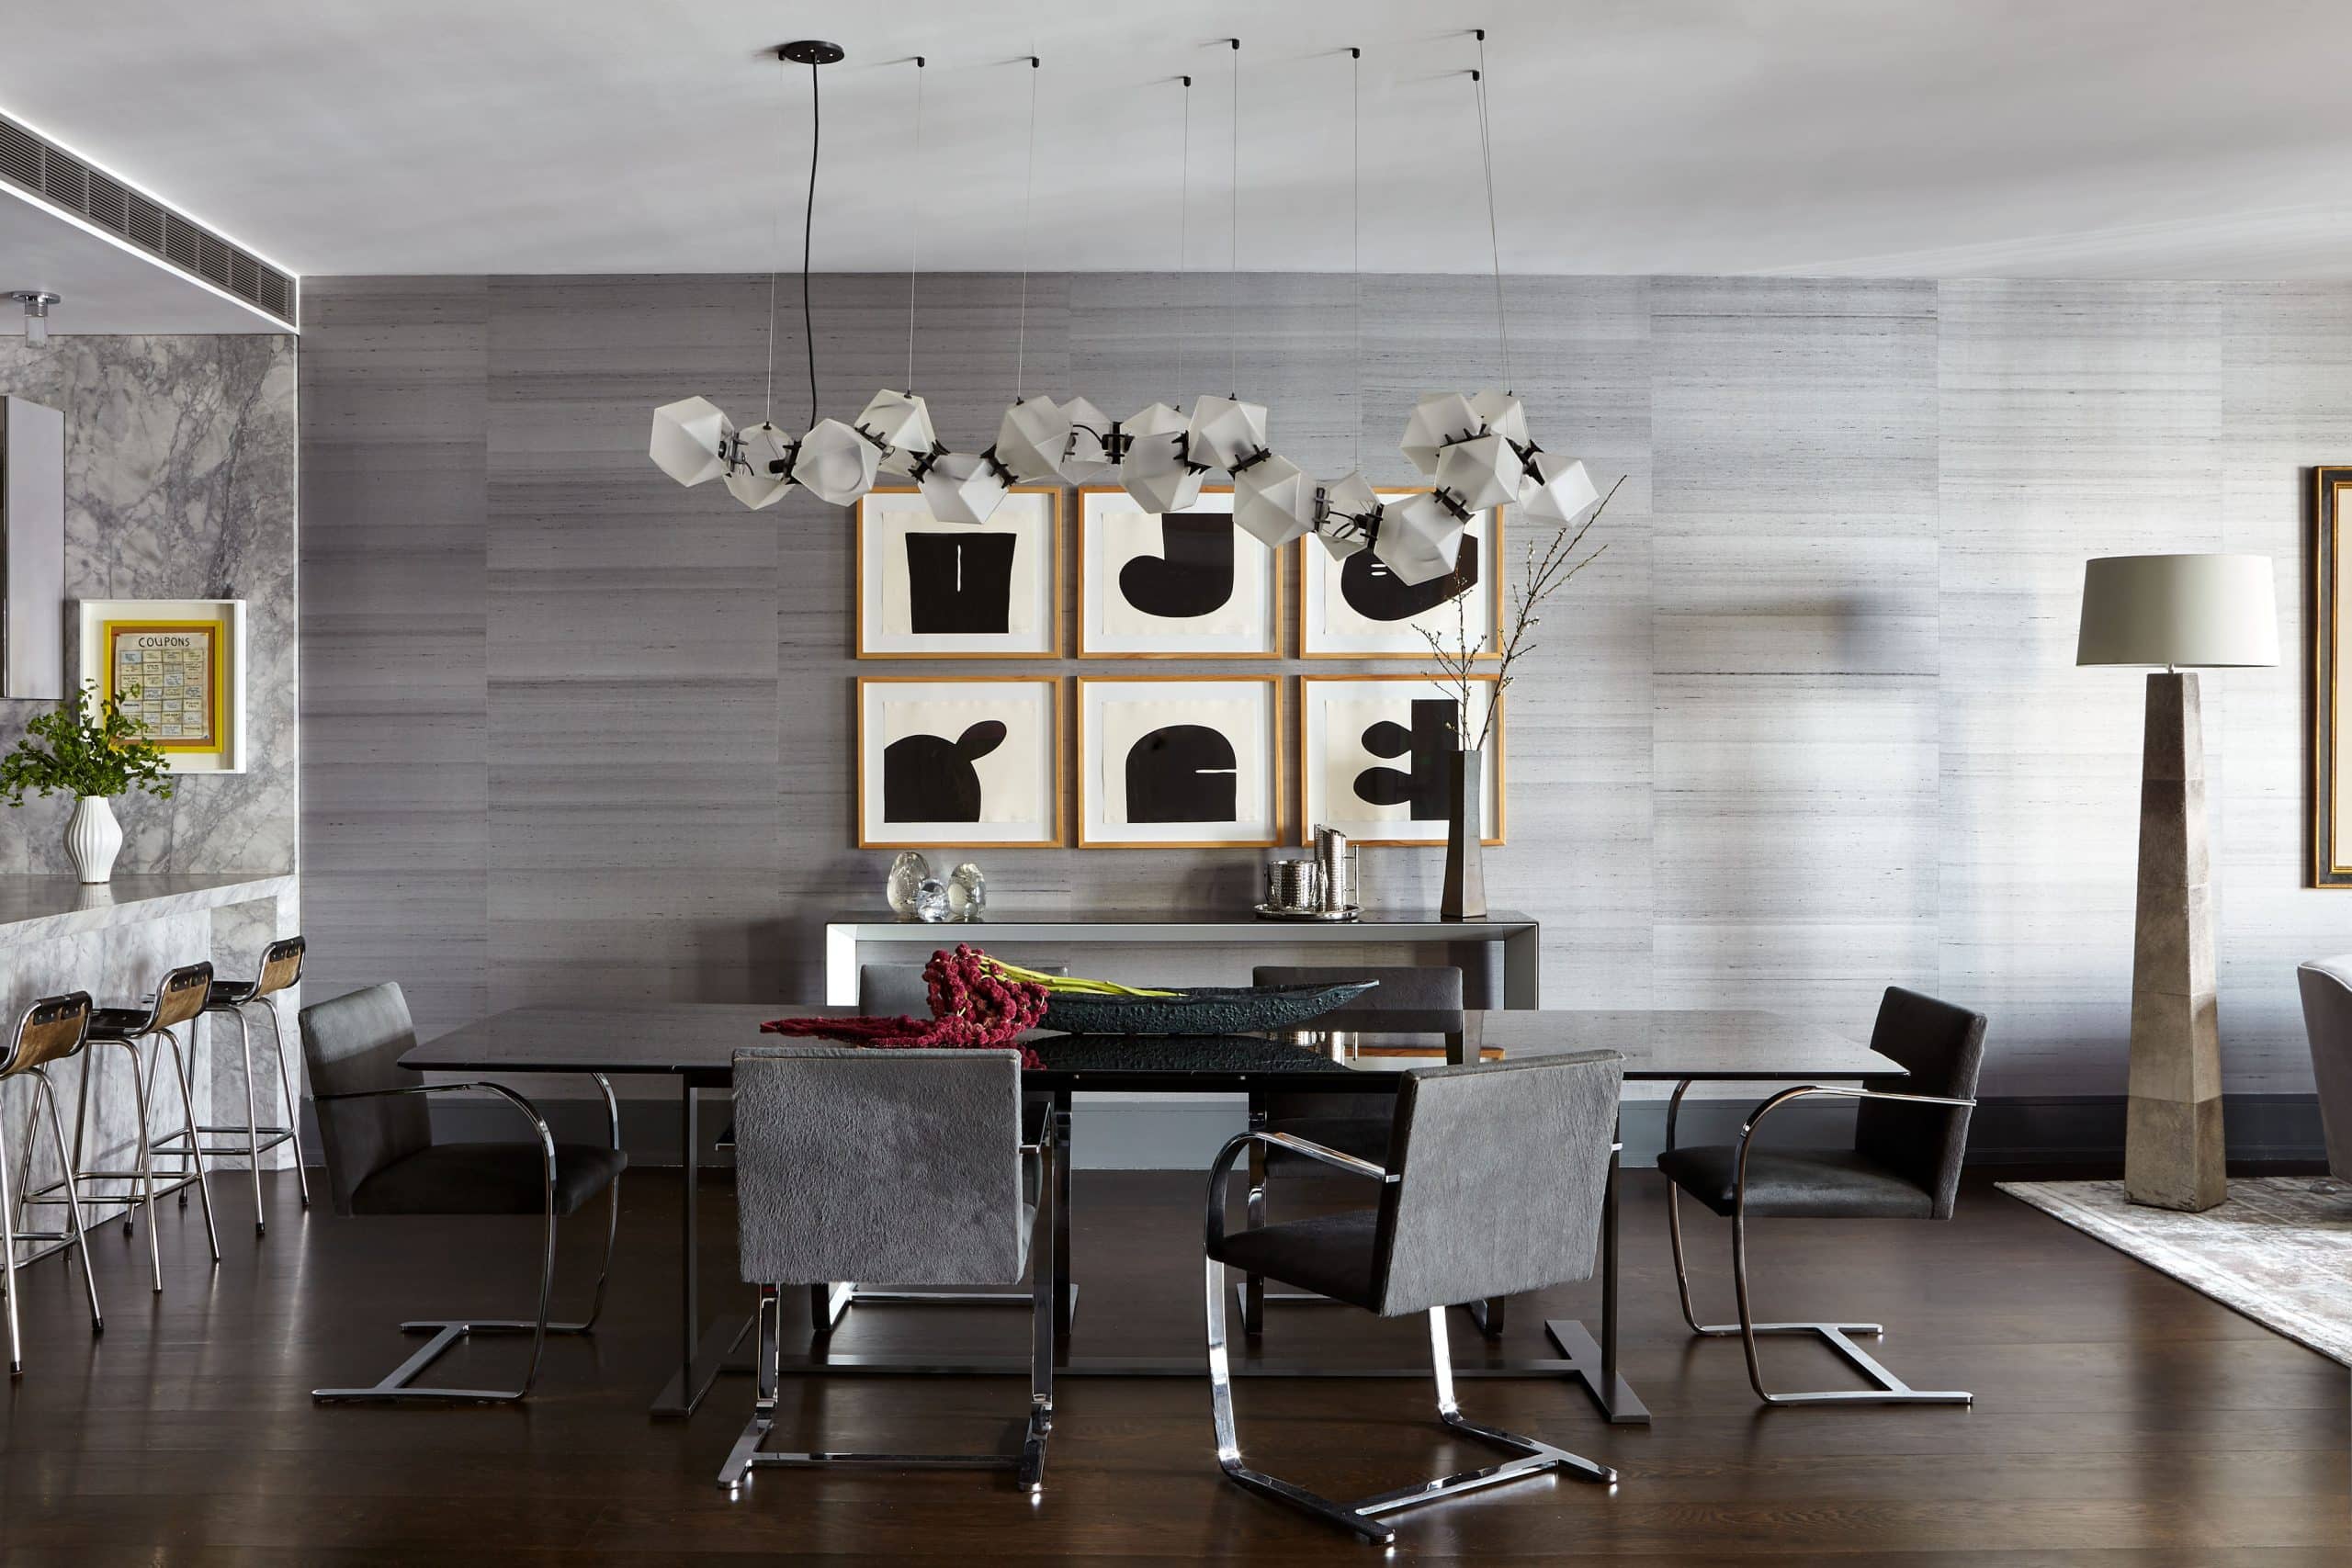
left=1252, top=903, right=1362, bottom=922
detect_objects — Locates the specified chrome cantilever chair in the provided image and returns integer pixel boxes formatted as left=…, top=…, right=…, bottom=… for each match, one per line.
left=1203, top=1050, right=1624, bottom=1546
left=1240, top=964, right=1464, bottom=1332
left=73, top=961, right=220, bottom=1288
left=2, top=993, right=104, bottom=1374
left=171, top=935, right=311, bottom=1234
left=722, top=1044, right=1053, bottom=1496
left=1658, top=985, right=1987, bottom=1407
left=799, top=962, right=1067, bottom=1335
left=298, top=983, right=624, bottom=1404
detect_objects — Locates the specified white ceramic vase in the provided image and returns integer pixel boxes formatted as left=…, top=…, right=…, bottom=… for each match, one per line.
left=65, top=795, right=123, bottom=885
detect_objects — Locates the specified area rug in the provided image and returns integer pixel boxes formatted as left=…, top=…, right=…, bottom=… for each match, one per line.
left=1999, top=1178, right=2352, bottom=1366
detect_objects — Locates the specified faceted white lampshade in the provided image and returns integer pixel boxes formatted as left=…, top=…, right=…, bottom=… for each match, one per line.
left=1469, top=389, right=1530, bottom=449
left=1433, top=432, right=1521, bottom=514
left=1119, top=402, right=1205, bottom=513
left=792, top=417, right=882, bottom=507
left=1186, top=395, right=1271, bottom=473
left=919, top=450, right=1012, bottom=525
left=1312, top=471, right=1382, bottom=559
left=1399, top=391, right=1482, bottom=476
left=856, top=389, right=937, bottom=476
left=1058, top=397, right=1116, bottom=483
left=1375, top=491, right=1469, bottom=585
left=723, top=421, right=797, bottom=511
left=2075, top=554, right=2280, bottom=668
left=650, top=396, right=736, bottom=488
left=1520, top=451, right=1600, bottom=525
left=1232, top=453, right=1315, bottom=548
left=994, top=396, right=1076, bottom=485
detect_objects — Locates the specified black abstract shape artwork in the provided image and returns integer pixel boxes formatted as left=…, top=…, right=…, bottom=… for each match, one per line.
left=884, top=720, right=1008, bottom=821
left=1339, top=534, right=1480, bottom=622
left=902, top=532, right=1017, bottom=635
left=1351, top=699, right=1461, bottom=819
left=1125, top=724, right=1239, bottom=823
left=1119, top=515, right=1236, bottom=619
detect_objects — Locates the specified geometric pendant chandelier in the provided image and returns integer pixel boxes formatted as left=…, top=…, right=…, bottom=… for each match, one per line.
left=649, top=33, right=1598, bottom=590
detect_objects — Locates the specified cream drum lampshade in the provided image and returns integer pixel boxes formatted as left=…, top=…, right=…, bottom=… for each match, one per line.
left=2075, top=554, right=2279, bottom=668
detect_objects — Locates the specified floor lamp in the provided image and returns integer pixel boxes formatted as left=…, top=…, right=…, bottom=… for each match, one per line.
left=2076, top=554, right=2278, bottom=1212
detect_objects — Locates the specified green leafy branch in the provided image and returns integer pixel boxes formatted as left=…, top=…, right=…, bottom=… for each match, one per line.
left=0, top=683, right=176, bottom=807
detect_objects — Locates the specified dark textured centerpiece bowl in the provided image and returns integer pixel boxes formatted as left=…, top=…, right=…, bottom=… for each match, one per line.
left=1039, top=981, right=1377, bottom=1037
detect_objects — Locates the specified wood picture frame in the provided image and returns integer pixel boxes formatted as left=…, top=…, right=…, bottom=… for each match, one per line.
left=854, top=485, right=1063, bottom=659
left=1298, top=672, right=1504, bottom=847
left=1076, top=486, right=1280, bottom=659
left=1298, top=489, right=1505, bottom=660
left=75, top=597, right=248, bottom=773
left=1075, top=674, right=1283, bottom=849
left=2314, top=467, right=2352, bottom=886
left=855, top=675, right=1063, bottom=849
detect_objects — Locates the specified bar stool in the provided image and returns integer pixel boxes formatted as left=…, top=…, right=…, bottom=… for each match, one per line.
left=2, top=992, right=105, bottom=1374
left=71, top=961, right=221, bottom=1288
left=171, top=936, right=310, bottom=1234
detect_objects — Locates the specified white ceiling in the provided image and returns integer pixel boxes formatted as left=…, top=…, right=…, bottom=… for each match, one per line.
left=0, top=186, right=288, bottom=335
left=5, top=0, right=2352, bottom=280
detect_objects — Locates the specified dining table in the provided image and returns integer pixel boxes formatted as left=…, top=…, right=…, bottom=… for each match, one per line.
left=399, top=1004, right=1901, bottom=1424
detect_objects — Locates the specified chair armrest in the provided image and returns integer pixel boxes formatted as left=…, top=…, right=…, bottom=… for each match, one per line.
left=1664, top=1077, right=1699, bottom=1154
left=585, top=1072, right=619, bottom=1151
left=1203, top=1130, right=1394, bottom=1253
left=315, top=1080, right=558, bottom=1168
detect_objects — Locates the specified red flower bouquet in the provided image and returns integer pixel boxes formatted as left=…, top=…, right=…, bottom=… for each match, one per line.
left=762, top=944, right=1049, bottom=1066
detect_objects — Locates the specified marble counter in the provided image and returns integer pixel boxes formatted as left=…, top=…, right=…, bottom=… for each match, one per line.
left=0, top=872, right=298, bottom=948
left=0, top=871, right=300, bottom=1222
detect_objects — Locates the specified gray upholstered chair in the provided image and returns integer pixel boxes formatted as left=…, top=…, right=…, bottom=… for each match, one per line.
left=297, top=982, right=624, bottom=1404
left=2295, top=958, right=2352, bottom=1180
left=720, top=1044, right=1053, bottom=1495
left=1239, top=964, right=1464, bottom=1332
left=1204, top=1050, right=1623, bottom=1546
left=1, top=993, right=102, bottom=1374
left=1658, top=985, right=1986, bottom=1407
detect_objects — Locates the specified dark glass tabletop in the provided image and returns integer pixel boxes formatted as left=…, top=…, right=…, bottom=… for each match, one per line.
left=399, top=1002, right=1898, bottom=1088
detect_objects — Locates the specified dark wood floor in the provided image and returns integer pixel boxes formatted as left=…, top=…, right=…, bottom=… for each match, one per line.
left=2, top=1166, right=2345, bottom=1563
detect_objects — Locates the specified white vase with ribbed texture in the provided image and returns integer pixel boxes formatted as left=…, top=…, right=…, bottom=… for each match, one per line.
left=65, top=795, right=122, bottom=884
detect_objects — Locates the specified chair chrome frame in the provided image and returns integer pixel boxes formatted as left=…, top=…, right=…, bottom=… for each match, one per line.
left=2, top=995, right=105, bottom=1374
left=311, top=1072, right=620, bottom=1404
left=1203, top=1130, right=1615, bottom=1546
left=720, top=1118, right=1057, bottom=1495
left=1664, top=1078, right=1978, bottom=1407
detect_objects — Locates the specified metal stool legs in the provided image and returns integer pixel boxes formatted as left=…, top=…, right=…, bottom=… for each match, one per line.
left=66, top=1036, right=166, bottom=1292
left=3, top=1066, right=105, bottom=1373
left=1667, top=1181, right=1973, bottom=1407
left=1205, top=1259, right=1614, bottom=1545
left=168, top=998, right=308, bottom=1234
left=138, top=1027, right=221, bottom=1264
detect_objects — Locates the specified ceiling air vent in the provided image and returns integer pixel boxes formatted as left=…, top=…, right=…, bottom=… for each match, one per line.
left=0, top=107, right=297, bottom=330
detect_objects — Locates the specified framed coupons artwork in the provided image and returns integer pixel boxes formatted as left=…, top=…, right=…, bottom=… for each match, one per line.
left=856, top=676, right=1061, bottom=849
left=75, top=598, right=247, bottom=773
left=1301, top=490, right=1503, bottom=658
left=1076, top=676, right=1281, bottom=849
left=1299, top=673, right=1503, bottom=847
left=855, top=486, right=1061, bottom=658
left=1076, top=486, right=1278, bottom=657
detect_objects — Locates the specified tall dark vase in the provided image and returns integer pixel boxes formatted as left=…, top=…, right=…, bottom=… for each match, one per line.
left=1441, top=748, right=1487, bottom=920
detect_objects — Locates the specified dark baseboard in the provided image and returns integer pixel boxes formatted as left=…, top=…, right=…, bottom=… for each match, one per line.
left=359, top=1090, right=2331, bottom=1172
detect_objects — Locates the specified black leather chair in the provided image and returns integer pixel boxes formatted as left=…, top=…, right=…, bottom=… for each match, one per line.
left=297, top=982, right=625, bottom=1403
left=1204, top=1050, right=1624, bottom=1545
left=1657, top=985, right=1987, bottom=1406
left=1239, top=964, right=1464, bottom=1333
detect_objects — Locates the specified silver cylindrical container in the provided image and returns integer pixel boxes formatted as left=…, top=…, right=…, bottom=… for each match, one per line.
left=1315, top=825, right=1354, bottom=912
left=1270, top=858, right=1322, bottom=912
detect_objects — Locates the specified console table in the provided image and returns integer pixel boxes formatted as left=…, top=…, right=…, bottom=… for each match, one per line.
left=821, top=909, right=1542, bottom=1008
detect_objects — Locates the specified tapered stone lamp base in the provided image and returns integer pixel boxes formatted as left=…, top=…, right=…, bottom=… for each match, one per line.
left=2124, top=671, right=2226, bottom=1212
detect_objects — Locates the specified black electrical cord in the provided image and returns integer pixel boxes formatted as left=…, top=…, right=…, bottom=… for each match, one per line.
left=803, top=57, right=820, bottom=428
